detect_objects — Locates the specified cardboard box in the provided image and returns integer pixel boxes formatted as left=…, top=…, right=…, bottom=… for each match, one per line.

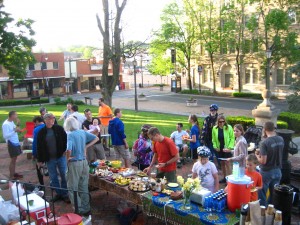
left=19, top=193, right=50, bottom=225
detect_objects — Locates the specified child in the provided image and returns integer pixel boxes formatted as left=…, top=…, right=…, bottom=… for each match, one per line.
left=227, top=124, right=248, bottom=177
left=88, top=118, right=100, bottom=133
left=245, top=154, right=263, bottom=201
left=192, top=146, right=219, bottom=193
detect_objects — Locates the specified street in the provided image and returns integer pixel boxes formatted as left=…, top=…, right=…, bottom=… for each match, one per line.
left=75, top=87, right=288, bottom=113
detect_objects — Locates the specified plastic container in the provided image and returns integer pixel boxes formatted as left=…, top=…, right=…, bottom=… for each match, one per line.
left=273, top=184, right=293, bottom=225
left=19, top=193, right=50, bottom=225
left=58, top=213, right=83, bottom=225
left=226, top=175, right=253, bottom=212
left=232, top=162, right=240, bottom=179
left=111, top=160, right=122, bottom=168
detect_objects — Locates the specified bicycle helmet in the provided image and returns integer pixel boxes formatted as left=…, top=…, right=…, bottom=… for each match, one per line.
left=197, top=146, right=211, bottom=158
left=209, top=104, right=219, bottom=111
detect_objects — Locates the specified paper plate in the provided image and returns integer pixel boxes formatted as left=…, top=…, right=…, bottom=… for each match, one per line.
left=167, top=183, right=179, bottom=188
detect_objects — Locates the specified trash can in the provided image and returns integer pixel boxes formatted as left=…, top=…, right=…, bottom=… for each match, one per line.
left=273, top=184, right=293, bottom=225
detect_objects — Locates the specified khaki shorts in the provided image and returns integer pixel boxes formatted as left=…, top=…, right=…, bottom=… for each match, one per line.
left=100, top=125, right=109, bottom=135
left=86, top=143, right=106, bottom=162
left=113, top=145, right=131, bottom=160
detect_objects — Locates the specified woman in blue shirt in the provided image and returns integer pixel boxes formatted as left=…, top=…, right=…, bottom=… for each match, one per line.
left=185, top=114, right=201, bottom=162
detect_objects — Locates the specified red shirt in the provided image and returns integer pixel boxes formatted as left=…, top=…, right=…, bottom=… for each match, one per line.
left=153, top=137, right=178, bottom=172
left=245, top=169, right=263, bottom=201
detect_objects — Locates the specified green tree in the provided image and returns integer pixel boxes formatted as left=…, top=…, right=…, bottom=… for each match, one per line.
left=286, top=60, right=300, bottom=112
left=221, top=0, right=248, bottom=93
left=154, top=1, right=198, bottom=90
left=186, top=0, right=221, bottom=93
left=0, top=2, right=36, bottom=79
left=247, top=0, right=300, bottom=90
left=96, top=0, right=127, bottom=106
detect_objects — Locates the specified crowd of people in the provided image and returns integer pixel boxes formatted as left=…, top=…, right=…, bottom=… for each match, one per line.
left=1, top=99, right=285, bottom=216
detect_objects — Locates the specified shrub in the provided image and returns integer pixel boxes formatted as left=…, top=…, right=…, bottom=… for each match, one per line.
left=286, top=94, right=300, bottom=113
left=180, top=89, right=199, bottom=95
left=278, top=111, right=300, bottom=133
left=0, top=98, right=49, bottom=106
left=232, top=92, right=263, bottom=100
left=226, top=116, right=255, bottom=129
left=227, top=116, right=288, bottom=130
left=276, top=120, right=288, bottom=129
left=54, top=97, right=84, bottom=105
left=153, top=84, right=167, bottom=87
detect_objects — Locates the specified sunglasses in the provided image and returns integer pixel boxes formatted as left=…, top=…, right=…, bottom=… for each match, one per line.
left=210, top=109, right=216, bottom=112
left=218, top=120, right=225, bottom=124
left=84, top=109, right=90, bottom=113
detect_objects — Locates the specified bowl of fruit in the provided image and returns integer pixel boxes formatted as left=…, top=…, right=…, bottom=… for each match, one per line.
left=111, top=160, right=122, bottom=168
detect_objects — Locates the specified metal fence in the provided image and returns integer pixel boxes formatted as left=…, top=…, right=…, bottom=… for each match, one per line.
left=0, top=179, right=90, bottom=225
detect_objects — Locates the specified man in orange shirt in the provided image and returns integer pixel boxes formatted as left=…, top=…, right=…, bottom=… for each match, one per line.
left=98, top=98, right=113, bottom=148
left=143, top=127, right=179, bottom=182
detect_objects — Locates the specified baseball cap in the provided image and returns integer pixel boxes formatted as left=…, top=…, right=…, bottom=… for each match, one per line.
left=43, top=113, right=55, bottom=120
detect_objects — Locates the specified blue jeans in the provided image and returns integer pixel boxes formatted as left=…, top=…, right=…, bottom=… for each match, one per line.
left=258, top=168, right=282, bottom=207
left=47, top=156, right=68, bottom=197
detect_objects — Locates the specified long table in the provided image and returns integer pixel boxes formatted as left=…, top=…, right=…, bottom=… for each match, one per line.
left=89, top=175, right=239, bottom=224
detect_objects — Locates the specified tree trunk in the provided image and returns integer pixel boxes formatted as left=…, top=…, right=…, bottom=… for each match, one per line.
left=96, top=0, right=127, bottom=107
left=209, top=52, right=216, bottom=94
left=187, top=58, right=192, bottom=91
left=236, top=49, right=242, bottom=93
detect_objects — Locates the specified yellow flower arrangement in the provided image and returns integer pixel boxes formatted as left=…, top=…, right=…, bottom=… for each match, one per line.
left=177, top=176, right=201, bottom=209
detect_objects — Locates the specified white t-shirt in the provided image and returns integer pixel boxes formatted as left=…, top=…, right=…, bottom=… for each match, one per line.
left=2, top=119, right=19, bottom=144
left=192, top=161, right=218, bottom=192
left=170, top=130, right=188, bottom=145
left=71, top=112, right=86, bottom=127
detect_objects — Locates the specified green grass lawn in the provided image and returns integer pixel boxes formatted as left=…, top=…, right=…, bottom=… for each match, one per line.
left=0, top=104, right=202, bottom=146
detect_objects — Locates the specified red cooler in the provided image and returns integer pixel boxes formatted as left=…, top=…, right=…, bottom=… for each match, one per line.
left=19, top=193, right=50, bottom=225
left=226, top=175, right=253, bottom=212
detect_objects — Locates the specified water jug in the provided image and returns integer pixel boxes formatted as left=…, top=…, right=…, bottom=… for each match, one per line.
left=233, top=162, right=240, bottom=179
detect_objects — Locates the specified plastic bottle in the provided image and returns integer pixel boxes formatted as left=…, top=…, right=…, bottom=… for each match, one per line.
left=261, top=206, right=266, bottom=225
left=233, top=162, right=240, bottom=179
left=274, top=210, right=282, bottom=225
left=240, top=204, right=249, bottom=225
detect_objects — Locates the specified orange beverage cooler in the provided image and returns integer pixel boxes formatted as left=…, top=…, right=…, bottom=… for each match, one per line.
left=226, top=175, right=253, bottom=212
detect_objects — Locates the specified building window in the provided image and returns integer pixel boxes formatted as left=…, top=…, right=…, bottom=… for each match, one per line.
left=221, top=43, right=228, bottom=55
left=229, top=40, right=235, bottom=54
left=245, top=68, right=259, bottom=84
left=288, top=9, right=297, bottom=24
left=13, top=83, right=27, bottom=93
left=53, top=62, right=59, bottom=70
left=203, top=69, right=207, bottom=83
left=277, top=69, right=284, bottom=85
left=41, top=62, right=47, bottom=70
left=245, top=69, right=251, bottom=84
left=285, top=71, right=292, bottom=85
left=253, top=69, right=259, bottom=84
left=29, top=64, right=35, bottom=71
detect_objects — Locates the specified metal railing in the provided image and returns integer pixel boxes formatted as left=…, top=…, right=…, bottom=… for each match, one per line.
left=0, top=179, right=91, bottom=225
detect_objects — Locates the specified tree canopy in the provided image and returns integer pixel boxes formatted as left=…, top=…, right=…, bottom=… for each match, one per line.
left=0, top=3, right=36, bottom=79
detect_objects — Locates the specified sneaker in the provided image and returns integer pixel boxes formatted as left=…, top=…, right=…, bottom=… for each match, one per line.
left=50, top=195, right=62, bottom=202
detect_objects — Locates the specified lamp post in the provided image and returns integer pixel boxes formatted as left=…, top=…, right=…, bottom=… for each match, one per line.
left=265, top=48, right=272, bottom=90
left=133, top=59, right=138, bottom=111
left=140, top=55, right=143, bottom=88
left=41, top=55, right=49, bottom=101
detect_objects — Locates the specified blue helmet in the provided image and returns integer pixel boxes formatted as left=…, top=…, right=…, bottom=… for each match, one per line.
left=210, top=104, right=219, bottom=111
left=197, top=146, right=211, bottom=158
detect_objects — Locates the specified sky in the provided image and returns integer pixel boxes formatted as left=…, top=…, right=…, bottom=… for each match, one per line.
left=4, top=0, right=173, bottom=51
